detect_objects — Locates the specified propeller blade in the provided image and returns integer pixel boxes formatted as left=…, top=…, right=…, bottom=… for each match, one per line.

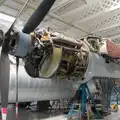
left=7, top=0, right=30, bottom=33
left=16, top=57, right=19, bottom=120
left=22, top=0, right=56, bottom=34
left=0, top=36, right=10, bottom=120
left=0, top=1, right=31, bottom=120
left=0, top=1, right=30, bottom=119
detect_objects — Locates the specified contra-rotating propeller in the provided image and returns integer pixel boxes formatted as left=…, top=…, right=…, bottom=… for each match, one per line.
left=0, top=0, right=56, bottom=120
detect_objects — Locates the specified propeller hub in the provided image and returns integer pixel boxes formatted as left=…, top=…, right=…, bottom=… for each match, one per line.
left=9, top=31, right=32, bottom=57
left=9, top=31, right=18, bottom=54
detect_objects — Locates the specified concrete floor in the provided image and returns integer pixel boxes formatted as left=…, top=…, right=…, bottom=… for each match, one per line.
left=2, top=105, right=67, bottom=120
left=104, top=111, right=120, bottom=120
left=42, top=111, right=120, bottom=120
left=1, top=105, right=120, bottom=120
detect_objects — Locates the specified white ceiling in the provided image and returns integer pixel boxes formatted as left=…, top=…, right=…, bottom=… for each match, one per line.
left=1, top=0, right=120, bottom=43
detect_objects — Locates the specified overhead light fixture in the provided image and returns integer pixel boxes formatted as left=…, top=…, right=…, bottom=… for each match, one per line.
left=0, top=12, right=15, bottom=23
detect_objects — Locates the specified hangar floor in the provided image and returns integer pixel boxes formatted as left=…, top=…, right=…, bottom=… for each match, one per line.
left=2, top=105, right=66, bottom=120
left=41, top=111, right=120, bottom=120
left=1, top=105, right=120, bottom=120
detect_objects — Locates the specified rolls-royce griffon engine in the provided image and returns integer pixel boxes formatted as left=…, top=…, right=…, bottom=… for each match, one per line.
left=24, top=29, right=103, bottom=80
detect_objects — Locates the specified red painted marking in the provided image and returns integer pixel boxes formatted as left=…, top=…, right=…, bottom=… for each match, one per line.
left=16, top=104, right=18, bottom=108
left=1, top=108, right=7, bottom=114
left=16, top=113, right=18, bottom=120
left=16, top=114, right=18, bottom=118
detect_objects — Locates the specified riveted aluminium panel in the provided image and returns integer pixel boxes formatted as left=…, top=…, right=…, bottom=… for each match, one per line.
left=4, top=64, right=74, bottom=103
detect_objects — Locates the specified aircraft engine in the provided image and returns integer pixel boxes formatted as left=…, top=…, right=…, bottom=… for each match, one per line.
left=24, top=29, right=102, bottom=80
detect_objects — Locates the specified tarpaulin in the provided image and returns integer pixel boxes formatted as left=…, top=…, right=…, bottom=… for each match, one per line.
left=107, top=40, right=120, bottom=58
left=100, top=39, right=120, bottom=58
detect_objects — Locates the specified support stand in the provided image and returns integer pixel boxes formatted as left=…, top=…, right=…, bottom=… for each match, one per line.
left=68, top=83, right=103, bottom=120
